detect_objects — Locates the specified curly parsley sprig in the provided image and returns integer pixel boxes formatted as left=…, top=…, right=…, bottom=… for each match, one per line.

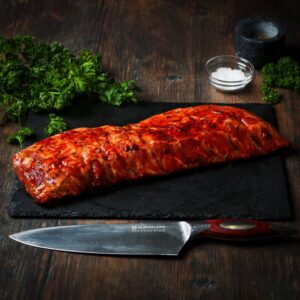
left=44, top=113, right=68, bottom=136
left=7, top=127, right=34, bottom=147
left=261, top=57, right=300, bottom=104
left=0, top=35, right=138, bottom=145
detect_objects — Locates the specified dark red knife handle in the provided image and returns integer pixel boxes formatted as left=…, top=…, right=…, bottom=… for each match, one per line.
left=199, top=219, right=297, bottom=241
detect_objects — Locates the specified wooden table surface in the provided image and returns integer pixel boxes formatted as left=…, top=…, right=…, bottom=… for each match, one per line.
left=1, top=1, right=300, bottom=299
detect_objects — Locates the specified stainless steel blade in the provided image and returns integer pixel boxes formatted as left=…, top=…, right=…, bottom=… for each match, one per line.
left=9, top=222, right=210, bottom=256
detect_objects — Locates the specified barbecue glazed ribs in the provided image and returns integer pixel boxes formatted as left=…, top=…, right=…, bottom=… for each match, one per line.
left=13, top=105, right=289, bottom=203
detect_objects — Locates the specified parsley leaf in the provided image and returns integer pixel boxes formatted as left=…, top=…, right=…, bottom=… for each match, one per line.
left=44, top=113, right=68, bottom=136
left=7, top=127, right=34, bottom=148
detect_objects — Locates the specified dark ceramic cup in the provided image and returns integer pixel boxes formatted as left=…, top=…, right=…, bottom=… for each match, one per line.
left=235, top=17, right=286, bottom=68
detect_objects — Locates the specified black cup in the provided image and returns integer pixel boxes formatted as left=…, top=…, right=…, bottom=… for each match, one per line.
left=235, top=17, right=286, bottom=68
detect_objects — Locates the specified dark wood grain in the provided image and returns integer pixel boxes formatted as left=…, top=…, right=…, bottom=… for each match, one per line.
left=1, top=1, right=300, bottom=299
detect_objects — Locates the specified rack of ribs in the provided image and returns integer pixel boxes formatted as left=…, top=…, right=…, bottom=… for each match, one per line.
left=13, top=105, right=289, bottom=204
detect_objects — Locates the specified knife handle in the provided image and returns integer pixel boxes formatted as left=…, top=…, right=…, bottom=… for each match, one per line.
left=197, top=219, right=297, bottom=241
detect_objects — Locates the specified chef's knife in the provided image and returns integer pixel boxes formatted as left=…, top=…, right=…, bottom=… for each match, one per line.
left=9, top=219, right=297, bottom=256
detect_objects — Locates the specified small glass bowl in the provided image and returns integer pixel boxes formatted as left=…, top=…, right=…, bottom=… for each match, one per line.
left=205, top=55, right=255, bottom=92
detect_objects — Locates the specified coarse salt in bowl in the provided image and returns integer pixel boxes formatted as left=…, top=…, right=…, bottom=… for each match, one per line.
left=205, top=55, right=255, bottom=92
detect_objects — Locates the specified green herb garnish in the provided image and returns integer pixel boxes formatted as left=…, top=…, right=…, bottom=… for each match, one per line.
left=7, top=127, right=34, bottom=147
left=44, top=113, right=68, bottom=136
left=0, top=35, right=138, bottom=145
left=261, top=85, right=280, bottom=104
left=261, top=57, right=300, bottom=104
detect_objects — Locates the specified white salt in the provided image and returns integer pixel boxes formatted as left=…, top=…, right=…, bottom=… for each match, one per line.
left=211, top=67, right=247, bottom=81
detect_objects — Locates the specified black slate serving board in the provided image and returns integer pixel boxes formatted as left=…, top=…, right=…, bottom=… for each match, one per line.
left=7, top=101, right=292, bottom=220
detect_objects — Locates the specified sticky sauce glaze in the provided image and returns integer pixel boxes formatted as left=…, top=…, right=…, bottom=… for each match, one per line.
left=13, top=105, right=289, bottom=203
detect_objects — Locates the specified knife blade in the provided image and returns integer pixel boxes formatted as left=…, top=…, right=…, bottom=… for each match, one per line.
left=9, top=219, right=297, bottom=256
